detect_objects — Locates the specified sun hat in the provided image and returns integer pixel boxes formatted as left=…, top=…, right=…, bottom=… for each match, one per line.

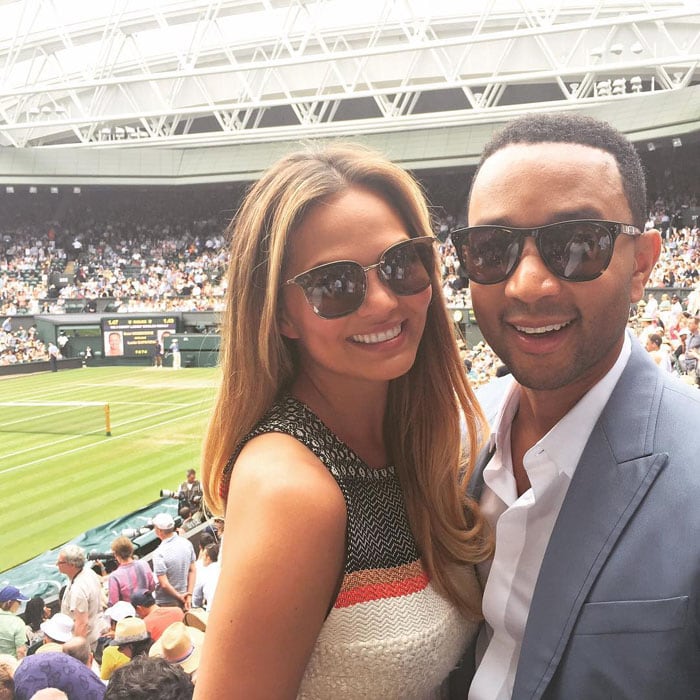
left=182, top=608, right=208, bottom=632
left=0, top=585, right=28, bottom=602
left=149, top=621, right=204, bottom=674
left=111, top=616, right=150, bottom=645
left=104, top=600, right=136, bottom=622
left=40, top=613, right=74, bottom=643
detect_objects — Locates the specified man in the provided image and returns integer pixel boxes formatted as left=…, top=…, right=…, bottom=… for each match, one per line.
left=191, top=543, right=220, bottom=611
left=170, top=338, right=181, bottom=369
left=451, top=113, right=700, bottom=699
left=57, top=330, right=70, bottom=358
left=151, top=513, right=196, bottom=610
left=684, top=314, right=700, bottom=386
left=130, top=589, right=184, bottom=642
left=177, top=469, right=203, bottom=514
left=104, top=656, right=194, bottom=700
left=56, top=544, right=104, bottom=652
left=47, top=341, right=60, bottom=371
left=153, top=340, right=163, bottom=368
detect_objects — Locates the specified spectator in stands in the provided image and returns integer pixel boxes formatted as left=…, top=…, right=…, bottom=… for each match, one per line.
left=97, top=601, right=135, bottom=680
left=26, top=690, right=68, bottom=700
left=20, top=596, right=50, bottom=649
left=645, top=332, right=674, bottom=372
left=685, top=314, right=700, bottom=386
left=0, top=654, right=17, bottom=700
left=0, top=586, right=29, bottom=659
left=107, top=536, right=156, bottom=606
left=104, top=656, right=194, bottom=700
left=130, top=590, right=183, bottom=643
left=110, top=618, right=152, bottom=663
left=191, top=544, right=220, bottom=612
left=39, top=614, right=74, bottom=648
left=151, top=513, right=196, bottom=611
left=13, top=652, right=105, bottom=700
left=61, top=635, right=97, bottom=675
left=149, top=621, right=203, bottom=682
left=55, top=545, right=104, bottom=652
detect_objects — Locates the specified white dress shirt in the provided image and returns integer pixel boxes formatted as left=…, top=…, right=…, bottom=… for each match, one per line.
left=469, top=334, right=632, bottom=700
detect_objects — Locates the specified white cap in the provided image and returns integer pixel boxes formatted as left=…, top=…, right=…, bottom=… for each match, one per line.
left=152, top=512, right=175, bottom=530
left=105, top=600, right=136, bottom=622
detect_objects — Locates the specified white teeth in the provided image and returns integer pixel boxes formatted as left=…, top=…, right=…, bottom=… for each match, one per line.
left=515, top=321, right=570, bottom=335
left=351, top=324, right=402, bottom=344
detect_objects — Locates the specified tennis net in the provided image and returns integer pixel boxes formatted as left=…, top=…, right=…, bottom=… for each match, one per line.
left=0, top=401, right=112, bottom=436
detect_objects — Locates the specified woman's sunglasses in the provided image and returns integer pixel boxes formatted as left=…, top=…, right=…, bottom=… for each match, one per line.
left=283, top=237, right=435, bottom=319
left=450, top=219, right=642, bottom=285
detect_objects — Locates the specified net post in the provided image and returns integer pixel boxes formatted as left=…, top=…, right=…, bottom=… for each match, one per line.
left=105, top=403, right=112, bottom=436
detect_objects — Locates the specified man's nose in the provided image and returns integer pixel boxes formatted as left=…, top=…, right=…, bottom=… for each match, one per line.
left=504, top=237, right=563, bottom=302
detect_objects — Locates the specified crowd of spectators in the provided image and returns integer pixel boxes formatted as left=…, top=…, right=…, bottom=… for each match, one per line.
left=0, top=153, right=698, bottom=385
left=0, top=481, right=218, bottom=700
left=0, top=322, right=48, bottom=366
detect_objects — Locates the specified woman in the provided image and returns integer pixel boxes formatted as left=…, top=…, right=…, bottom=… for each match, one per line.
left=108, top=536, right=156, bottom=606
left=0, top=586, right=28, bottom=659
left=196, top=144, right=490, bottom=699
left=20, top=596, right=49, bottom=648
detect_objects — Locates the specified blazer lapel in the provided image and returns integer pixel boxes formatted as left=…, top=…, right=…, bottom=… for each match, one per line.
left=512, top=342, right=669, bottom=699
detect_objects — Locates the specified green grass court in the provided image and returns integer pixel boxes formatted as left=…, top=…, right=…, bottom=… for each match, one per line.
left=0, top=366, right=220, bottom=572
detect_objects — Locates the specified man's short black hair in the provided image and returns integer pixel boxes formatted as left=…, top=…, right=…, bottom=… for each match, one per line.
left=105, top=656, right=194, bottom=700
left=471, top=113, right=647, bottom=230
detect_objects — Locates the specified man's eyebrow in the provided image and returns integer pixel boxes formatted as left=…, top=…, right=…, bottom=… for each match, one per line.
left=470, top=209, right=607, bottom=227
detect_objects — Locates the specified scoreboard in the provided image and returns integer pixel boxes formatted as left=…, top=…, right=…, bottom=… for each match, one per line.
left=101, top=316, right=177, bottom=358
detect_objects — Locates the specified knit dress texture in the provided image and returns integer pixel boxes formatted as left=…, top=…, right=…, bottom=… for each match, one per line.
left=223, top=395, right=479, bottom=699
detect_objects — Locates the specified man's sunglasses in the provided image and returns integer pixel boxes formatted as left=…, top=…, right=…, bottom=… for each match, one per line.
left=451, top=219, right=643, bottom=285
left=283, top=237, right=435, bottom=319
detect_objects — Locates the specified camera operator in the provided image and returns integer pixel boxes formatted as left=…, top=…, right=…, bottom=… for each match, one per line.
left=107, top=537, right=156, bottom=606
left=177, top=469, right=203, bottom=514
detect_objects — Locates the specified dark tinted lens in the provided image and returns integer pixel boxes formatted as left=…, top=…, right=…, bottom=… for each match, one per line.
left=380, top=238, right=433, bottom=294
left=458, top=228, right=522, bottom=284
left=297, top=261, right=365, bottom=318
left=539, top=222, right=613, bottom=280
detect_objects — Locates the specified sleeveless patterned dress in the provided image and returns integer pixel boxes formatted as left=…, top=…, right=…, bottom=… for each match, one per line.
left=223, top=395, right=478, bottom=699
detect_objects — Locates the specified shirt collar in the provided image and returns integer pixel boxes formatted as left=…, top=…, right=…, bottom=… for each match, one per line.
left=488, top=332, right=632, bottom=479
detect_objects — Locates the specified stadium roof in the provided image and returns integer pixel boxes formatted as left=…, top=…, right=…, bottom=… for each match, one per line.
left=0, top=0, right=698, bottom=183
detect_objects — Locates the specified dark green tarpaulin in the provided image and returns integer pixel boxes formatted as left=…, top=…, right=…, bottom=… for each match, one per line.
left=1, top=498, right=180, bottom=602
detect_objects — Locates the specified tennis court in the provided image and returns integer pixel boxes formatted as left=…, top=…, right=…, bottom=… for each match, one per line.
left=0, top=365, right=219, bottom=572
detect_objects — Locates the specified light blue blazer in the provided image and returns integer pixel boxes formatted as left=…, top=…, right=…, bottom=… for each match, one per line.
left=465, top=338, right=700, bottom=700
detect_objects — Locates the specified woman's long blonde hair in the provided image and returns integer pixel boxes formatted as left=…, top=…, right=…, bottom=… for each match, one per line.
left=202, top=142, right=491, bottom=618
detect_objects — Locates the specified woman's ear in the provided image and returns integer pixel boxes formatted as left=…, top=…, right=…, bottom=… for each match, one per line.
left=278, top=305, right=301, bottom=339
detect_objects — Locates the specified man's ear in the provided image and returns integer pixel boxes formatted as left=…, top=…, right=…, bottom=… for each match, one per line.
left=630, top=229, right=661, bottom=303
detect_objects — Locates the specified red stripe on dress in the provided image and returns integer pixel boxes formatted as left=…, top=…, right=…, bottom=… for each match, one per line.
left=334, top=572, right=430, bottom=608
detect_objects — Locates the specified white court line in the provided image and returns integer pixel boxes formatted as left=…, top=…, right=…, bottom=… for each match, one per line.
left=0, top=404, right=190, bottom=460
left=0, top=405, right=210, bottom=473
